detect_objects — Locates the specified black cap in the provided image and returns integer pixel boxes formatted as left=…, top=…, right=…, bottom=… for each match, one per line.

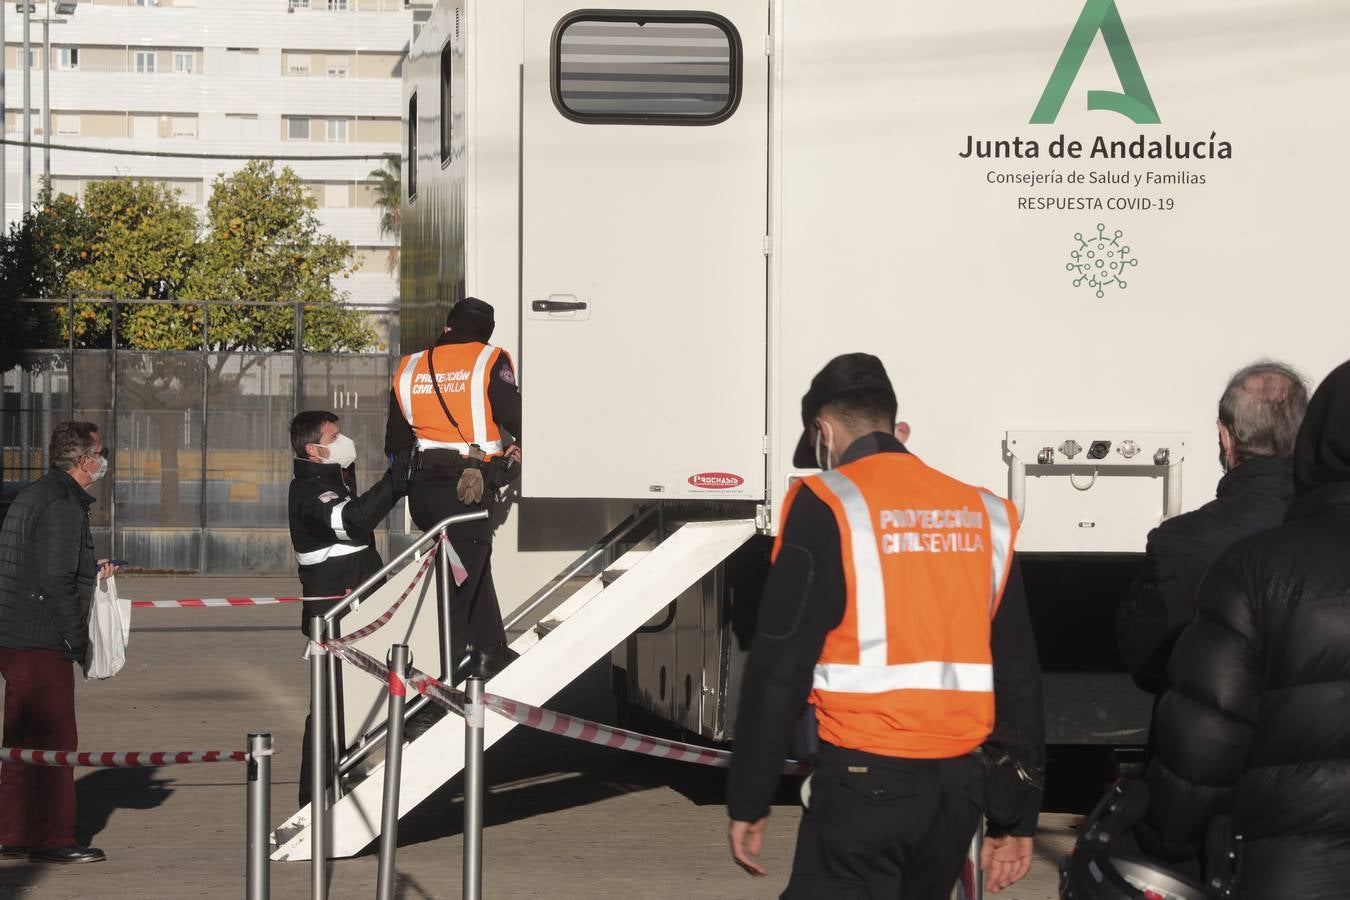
left=792, top=353, right=897, bottom=468
left=446, top=296, right=495, bottom=342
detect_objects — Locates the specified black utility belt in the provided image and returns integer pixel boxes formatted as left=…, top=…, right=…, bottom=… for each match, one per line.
left=413, top=448, right=518, bottom=489
left=418, top=448, right=484, bottom=471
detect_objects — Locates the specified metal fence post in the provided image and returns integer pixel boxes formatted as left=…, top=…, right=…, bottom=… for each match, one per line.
left=246, top=732, right=272, bottom=900
left=199, top=302, right=209, bottom=575
left=293, top=303, right=305, bottom=413
left=309, top=616, right=328, bottom=900
left=375, top=644, right=410, bottom=900
left=462, top=659, right=485, bottom=900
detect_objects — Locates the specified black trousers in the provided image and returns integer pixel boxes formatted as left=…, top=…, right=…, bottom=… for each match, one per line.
left=782, top=745, right=985, bottom=900
left=298, top=666, right=345, bottom=804
left=408, top=476, right=507, bottom=670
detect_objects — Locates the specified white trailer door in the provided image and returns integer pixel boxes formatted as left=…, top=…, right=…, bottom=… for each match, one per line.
left=521, top=3, right=768, bottom=501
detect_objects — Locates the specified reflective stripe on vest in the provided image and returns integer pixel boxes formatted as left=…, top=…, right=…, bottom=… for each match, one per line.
left=818, top=469, right=888, bottom=667
left=296, top=542, right=367, bottom=567
left=468, top=344, right=494, bottom=446
left=415, top=438, right=506, bottom=455
left=813, top=660, right=994, bottom=694
left=396, top=350, right=424, bottom=428
left=979, top=489, right=1013, bottom=616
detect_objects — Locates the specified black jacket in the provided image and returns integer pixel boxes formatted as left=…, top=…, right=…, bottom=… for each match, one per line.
left=726, top=433, right=1045, bottom=836
left=0, top=468, right=98, bottom=659
left=1116, top=456, right=1294, bottom=694
left=288, top=459, right=401, bottom=634
left=1140, top=360, right=1350, bottom=899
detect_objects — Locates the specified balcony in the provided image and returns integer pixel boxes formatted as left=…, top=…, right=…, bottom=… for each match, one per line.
left=0, top=3, right=415, bottom=52
left=33, top=68, right=402, bottom=119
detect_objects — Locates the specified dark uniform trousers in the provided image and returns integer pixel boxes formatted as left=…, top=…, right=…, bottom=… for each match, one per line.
left=783, top=744, right=985, bottom=900
left=297, top=603, right=344, bottom=808
left=409, top=470, right=506, bottom=671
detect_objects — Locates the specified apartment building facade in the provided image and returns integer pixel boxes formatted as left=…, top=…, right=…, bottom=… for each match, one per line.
left=1, top=0, right=430, bottom=304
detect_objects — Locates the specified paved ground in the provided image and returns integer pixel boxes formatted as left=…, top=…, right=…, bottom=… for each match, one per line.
left=0, top=576, right=1076, bottom=899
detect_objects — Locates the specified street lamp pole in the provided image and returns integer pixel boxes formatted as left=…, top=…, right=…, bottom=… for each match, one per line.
left=41, top=11, right=49, bottom=185
left=2, top=3, right=8, bottom=233
left=22, top=0, right=30, bottom=212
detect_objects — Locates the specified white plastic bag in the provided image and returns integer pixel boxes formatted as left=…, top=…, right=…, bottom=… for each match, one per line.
left=86, top=574, right=131, bottom=680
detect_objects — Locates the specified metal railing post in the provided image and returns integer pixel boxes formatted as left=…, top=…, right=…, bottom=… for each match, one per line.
left=435, top=534, right=453, bottom=681
left=326, top=645, right=344, bottom=802
left=375, top=644, right=410, bottom=900
left=959, top=819, right=985, bottom=900
left=246, top=732, right=272, bottom=900
left=309, top=616, right=328, bottom=900
left=462, top=663, right=485, bottom=900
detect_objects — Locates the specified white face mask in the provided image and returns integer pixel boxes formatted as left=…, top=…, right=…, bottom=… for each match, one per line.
left=322, top=434, right=358, bottom=468
left=87, top=454, right=108, bottom=484
left=814, top=423, right=834, bottom=471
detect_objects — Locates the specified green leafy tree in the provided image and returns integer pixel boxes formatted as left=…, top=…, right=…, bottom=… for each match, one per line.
left=37, top=164, right=375, bottom=522
left=53, top=179, right=202, bottom=521
left=184, top=159, right=373, bottom=351
left=65, top=178, right=202, bottom=348
left=0, top=185, right=99, bottom=364
left=368, top=153, right=401, bottom=273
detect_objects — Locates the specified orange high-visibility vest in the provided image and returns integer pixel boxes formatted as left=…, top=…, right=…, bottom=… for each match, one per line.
left=392, top=342, right=512, bottom=458
left=780, top=452, right=1018, bottom=759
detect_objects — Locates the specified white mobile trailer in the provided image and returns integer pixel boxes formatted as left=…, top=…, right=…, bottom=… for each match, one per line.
left=400, top=0, right=1350, bottom=740
left=268, top=0, right=1350, bottom=859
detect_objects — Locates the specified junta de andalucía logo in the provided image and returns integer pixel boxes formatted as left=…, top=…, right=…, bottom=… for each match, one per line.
left=1032, top=0, right=1160, bottom=125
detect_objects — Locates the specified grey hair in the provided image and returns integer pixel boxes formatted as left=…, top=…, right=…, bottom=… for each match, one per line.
left=49, top=421, right=101, bottom=472
left=1217, top=361, right=1309, bottom=463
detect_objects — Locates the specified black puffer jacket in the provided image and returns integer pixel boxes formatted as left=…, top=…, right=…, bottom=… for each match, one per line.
left=1116, top=455, right=1294, bottom=694
left=0, top=468, right=99, bottom=658
left=1141, top=359, right=1350, bottom=899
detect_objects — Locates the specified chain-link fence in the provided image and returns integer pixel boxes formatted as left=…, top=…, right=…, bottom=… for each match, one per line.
left=2, top=298, right=408, bottom=574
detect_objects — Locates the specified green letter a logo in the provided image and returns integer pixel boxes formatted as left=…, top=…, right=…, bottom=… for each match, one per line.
left=1031, top=0, right=1160, bottom=124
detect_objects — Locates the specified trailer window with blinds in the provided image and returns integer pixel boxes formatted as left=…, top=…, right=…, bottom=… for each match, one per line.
left=552, top=12, right=741, bottom=125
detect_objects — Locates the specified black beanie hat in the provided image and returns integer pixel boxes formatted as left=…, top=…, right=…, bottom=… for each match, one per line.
left=446, top=297, right=495, bottom=342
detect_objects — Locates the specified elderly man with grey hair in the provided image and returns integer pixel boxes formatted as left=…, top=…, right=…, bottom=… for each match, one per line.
left=0, top=422, right=114, bottom=865
left=1117, top=361, right=1309, bottom=696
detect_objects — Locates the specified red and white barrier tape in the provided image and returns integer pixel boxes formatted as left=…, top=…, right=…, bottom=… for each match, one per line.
left=327, top=544, right=439, bottom=648
left=485, top=694, right=809, bottom=776
left=325, top=642, right=463, bottom=715
left=443, top=535, right=469, bottom=587
left=332, top=647, right=805, bottom=775
left=127, top=534, right=464, bottom=610
left=2, top=747, right=249, bottom=767
left=129, top=595, right=342, bottom=609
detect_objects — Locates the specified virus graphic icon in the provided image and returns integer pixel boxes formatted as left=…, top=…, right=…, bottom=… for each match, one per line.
left=1068, top=223, right=1138, bottom=298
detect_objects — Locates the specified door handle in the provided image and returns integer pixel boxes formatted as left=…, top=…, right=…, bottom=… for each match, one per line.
left=532, top=299, right=588, bottom=313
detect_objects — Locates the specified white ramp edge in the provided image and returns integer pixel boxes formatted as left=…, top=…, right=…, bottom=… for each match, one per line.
left=272, top=518, right=756, bottom=861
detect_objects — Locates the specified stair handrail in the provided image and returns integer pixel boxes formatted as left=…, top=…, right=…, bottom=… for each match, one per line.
left=327, top=510, right=487, bottom=779
left=323, top=510, right=489, bottom=624
left=334, top=505, right=656, bottom=779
